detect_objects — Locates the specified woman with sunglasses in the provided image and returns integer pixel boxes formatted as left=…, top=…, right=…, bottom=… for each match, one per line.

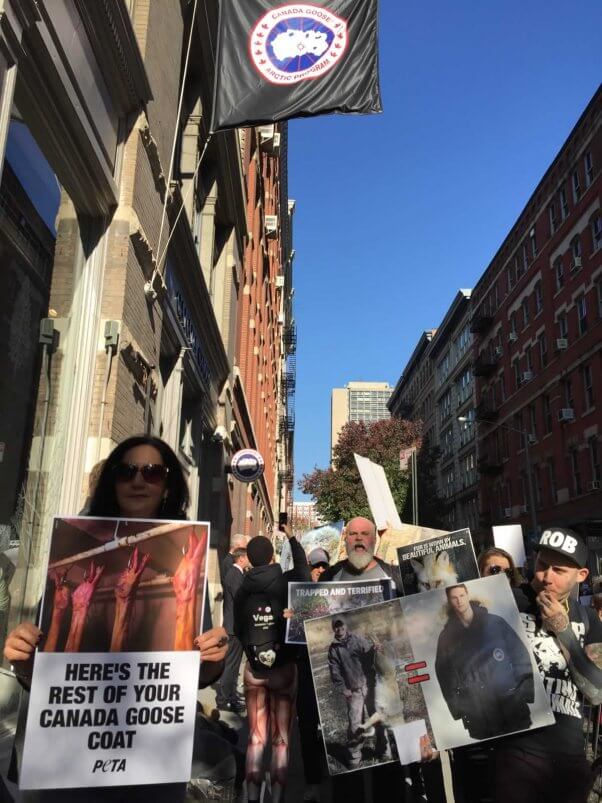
left=4, top=435, right=229, bottom=800
left=478, top=547, right=524, bottom=588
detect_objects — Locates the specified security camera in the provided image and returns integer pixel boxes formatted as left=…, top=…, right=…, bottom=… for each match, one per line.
left=213, top=425, right=228, bottom=442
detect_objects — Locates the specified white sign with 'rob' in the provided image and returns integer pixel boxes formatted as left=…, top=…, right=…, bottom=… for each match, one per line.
left=20, top=651, right=199, bottom=789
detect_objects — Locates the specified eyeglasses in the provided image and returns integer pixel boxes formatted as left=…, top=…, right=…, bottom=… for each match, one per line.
left=114, top=463, right=169, bottom=484
left=487, top=565, right=513, bottom=578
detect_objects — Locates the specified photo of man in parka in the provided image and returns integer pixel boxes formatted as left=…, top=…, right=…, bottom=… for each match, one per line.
left=435, top=584, right=535, bottom=740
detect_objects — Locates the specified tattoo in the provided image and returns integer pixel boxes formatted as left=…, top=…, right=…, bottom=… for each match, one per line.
left=542, top=612, right=569, bottom=634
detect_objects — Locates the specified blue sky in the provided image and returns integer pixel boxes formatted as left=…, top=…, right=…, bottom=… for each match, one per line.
left=288, top=0, right=602, bottom=499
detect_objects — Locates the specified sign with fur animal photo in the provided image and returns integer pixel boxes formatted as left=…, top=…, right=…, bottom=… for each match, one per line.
left=285, top=579, right=393, bottom=644
left=305, top=575, right=554, bottom=774
left=20, top=516, right=210, bottom=790
left=396, top=528, right=479, bottom=595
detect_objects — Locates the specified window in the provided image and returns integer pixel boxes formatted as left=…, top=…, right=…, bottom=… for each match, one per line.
left=572, top=169, right=581, bottom=203
left=538, top=333, right=548, bottom=368
left=554, top=257, right=564, bottom=291
left=501, top=426, right=510, bottom=459
left=510, top=311, right=518, bottom=335
left=529, top=403, right=537, bottom=439
left=597, top=277, right=602, bottom=319
left=546, top=460, right=557, bottom=505
left=577, top=294, right=587, bottom=335
left=530, top=227, right=537, bottom=259
left=525, top=345, right=533, bottom=372
left=515, top=411, right=526, bottom=450
left=562, top=377, right=575, bottom=410
left=513, top=359, right=520, bottom=391
left=570, top=449, right=582, bottom=496
left=522, top=296, right=530, bottom=328
left=582, top=364, right=594, bottom=409
left=559, top=185, right=569, bottom=220
left=521, top=242, right=529, bottom=273
left=558, top=312, right=568, bottom=339
left=589, top=437, right=601, bottom=484
left=534, top=281, right=543, bottom=314
left=542, top=393, right=552, bottom=434
left=507, top=264, right=515, bottom=292
left=570, top=235, right=582, bottom=268
left=548, top=202, right=558, bottom=235
left=591, top=214, right=602, bottom=252
left=584, top=151, right=594, bottom=188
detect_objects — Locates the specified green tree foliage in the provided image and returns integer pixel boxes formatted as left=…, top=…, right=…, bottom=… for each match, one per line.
left=300, top=418, right=445, bottom=526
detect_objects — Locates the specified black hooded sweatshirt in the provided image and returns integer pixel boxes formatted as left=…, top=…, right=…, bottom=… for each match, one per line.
left=233, top=536, right=310, bottom=676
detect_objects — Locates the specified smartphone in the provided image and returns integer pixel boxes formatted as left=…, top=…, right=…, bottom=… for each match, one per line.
left=279, top=512, right=288, bottom=527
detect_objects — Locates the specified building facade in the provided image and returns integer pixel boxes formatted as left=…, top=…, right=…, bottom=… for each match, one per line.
left=470, top=88, right=601, bottom=550
left=389, top=295, right=480, bottom=536
left=0, top=0, right=295, bottom=772
left=330, top=381, right=392, bottom=455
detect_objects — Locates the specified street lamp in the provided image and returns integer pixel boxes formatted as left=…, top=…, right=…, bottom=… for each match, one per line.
left=458, top=415, right=539, bottom=539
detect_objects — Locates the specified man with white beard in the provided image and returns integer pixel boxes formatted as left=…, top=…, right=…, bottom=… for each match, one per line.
left=319, top=517, right=403, bottom=595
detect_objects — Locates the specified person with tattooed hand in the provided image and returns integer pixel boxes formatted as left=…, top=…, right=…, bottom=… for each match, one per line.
left=489, top=527, right=602, bottom=803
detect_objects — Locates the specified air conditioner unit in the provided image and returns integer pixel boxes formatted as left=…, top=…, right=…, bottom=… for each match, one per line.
left=569, top=256, right=582, bottom=273
left=527, top=434, right=537, bottom=445
left=555, top=338, right=568, bottom=350
left=508, top=332, right=518, bottom=343
left=519, top=505, right=528, bottom=514
left=588, top=480, right=600, bottom=492
left=503, top=508, right=513, bottom=519
left=494, top=346, right=503, bottom=358
left=521, top=371, right=534, bottom=383
left=275, top=275, right=285, bottom=288
left=557, top=408, right=575, bottom=423
left=277, top=313, right=285, bottom=326
left=265, top=215, right=278, bottom=237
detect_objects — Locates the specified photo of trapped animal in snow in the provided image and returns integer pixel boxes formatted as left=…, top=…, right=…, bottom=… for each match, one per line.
left=304, top=599, right=433, bottom=776
left=39, top=517, right=209, bottom=653
left=397, top=529, right=479, bottom=596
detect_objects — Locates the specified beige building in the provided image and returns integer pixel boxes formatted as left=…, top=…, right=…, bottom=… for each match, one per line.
left=331, top=381, right=393, bottom=456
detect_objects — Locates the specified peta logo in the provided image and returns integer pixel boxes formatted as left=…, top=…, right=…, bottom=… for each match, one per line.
left=540, top=530, right=577, bottom=554
left=249, top=4, right=348, bottom=86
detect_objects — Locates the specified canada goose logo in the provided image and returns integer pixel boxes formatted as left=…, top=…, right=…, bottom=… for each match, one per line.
left=249, top=4, right=348, bottom=86
left=493, top=648, right=505, bottom=662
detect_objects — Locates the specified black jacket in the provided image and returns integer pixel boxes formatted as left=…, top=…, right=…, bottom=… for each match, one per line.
left=435, top=601, right=534, bottom=740
left=233, top=537, right=310, bottom=675
left=222, top=564, right=244, bottom=635
left=320, top=556, right=403, bottom=597
left=328, top=632, right=375, bottom=693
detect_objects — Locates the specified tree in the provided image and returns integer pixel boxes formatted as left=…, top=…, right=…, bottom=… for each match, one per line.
left=300, top=418, right=445, bottom=527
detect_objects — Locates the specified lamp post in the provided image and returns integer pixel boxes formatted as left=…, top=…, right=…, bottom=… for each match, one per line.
left=458, top=415, right=539, bottom=540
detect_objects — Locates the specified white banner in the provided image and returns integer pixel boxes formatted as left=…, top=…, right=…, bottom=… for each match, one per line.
left=20, top=650, right=199, bottom=789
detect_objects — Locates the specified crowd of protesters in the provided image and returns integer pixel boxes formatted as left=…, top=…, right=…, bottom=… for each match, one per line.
left=2, top=435, right=602, bottom=803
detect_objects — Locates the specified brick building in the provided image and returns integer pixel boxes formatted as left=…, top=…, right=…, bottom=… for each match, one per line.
left=470, top=87, right=601, bottom=549
left=0, top=0, right=294, bottom=686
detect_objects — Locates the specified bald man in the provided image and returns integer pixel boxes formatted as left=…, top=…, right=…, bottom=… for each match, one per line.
left=319, top=517, right=403, bottom=595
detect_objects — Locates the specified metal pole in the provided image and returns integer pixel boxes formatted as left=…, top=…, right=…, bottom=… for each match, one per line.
left=523, top=436, right=539, bottom=540
left=412, top=449, right=418, bottom=525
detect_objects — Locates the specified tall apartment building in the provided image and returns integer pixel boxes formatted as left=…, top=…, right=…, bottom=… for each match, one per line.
left=471, top=87, right=601, bottom=548
left=330, top=381, right=392, bottom=454
left=0, top=1, right=295, bottom=759
left=389, top=293, right=480, bottom=535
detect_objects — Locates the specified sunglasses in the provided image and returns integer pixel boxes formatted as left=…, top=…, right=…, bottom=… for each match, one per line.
left=114, top=463, right=169, bottom=484
left=487, top=564, right=513, bottom=578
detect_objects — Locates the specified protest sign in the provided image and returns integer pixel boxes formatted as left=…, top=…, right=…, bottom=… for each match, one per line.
left=354, top=453, right=402, bottom=530
left=286, top=579, right=392, bottom=644
left=279, top=521, right=343, bottom=572
left=20, top=651, right=198, bottom=788
left=305, top=575, right=553, bottom=774
left=492, top=524, right=527, bottom=567
left=20, top=516, right=210, bottom=788
left=397, top=528, right=479, bottom=595
left=376, top=523, right=447, bottom=564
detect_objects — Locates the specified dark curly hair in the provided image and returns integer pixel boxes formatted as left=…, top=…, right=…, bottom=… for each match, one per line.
left=87, top=435, right=189, bottom=519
